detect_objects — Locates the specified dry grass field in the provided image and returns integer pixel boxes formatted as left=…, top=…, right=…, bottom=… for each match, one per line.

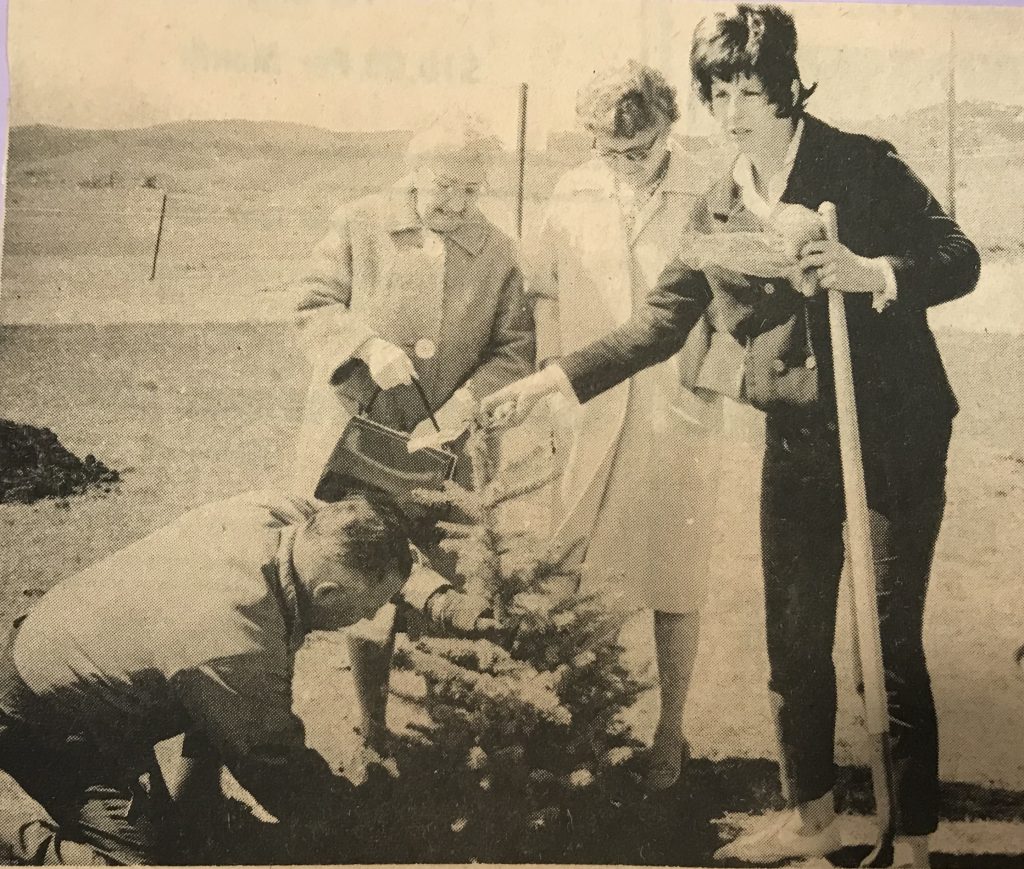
left=1, top=114, right=1023, bottom=864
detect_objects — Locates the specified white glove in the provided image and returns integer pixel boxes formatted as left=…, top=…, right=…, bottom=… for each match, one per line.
left=362, top=338, right=416, bottom=390
left=544, top=390, right=578, bottom=461
left=481, top=366, right=571, bottom=431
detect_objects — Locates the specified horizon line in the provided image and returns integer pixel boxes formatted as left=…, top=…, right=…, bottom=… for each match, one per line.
left=9, top=95, right=1023, bottom=140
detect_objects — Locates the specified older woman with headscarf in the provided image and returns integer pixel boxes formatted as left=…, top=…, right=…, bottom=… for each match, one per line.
left=527, top=62, right=722, bottom=791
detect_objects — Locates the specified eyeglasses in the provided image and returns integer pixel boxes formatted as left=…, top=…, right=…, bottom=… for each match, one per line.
left=426, top=181, right=483, bottom=196
left=595, top=132, right=663, bottom=164
left=417, top=170, right=484, bottom=198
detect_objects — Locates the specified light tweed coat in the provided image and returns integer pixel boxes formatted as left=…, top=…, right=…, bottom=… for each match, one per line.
left=290, top=179, right=534, bottom=495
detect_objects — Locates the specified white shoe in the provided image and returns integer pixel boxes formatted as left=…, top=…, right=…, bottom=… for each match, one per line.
left=892, top=836, right=931, bottom=868
left=714, top=810, right=842, bottom=863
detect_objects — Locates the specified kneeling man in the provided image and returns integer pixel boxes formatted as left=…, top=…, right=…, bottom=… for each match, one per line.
left=0, top=491, right=485, bottom=864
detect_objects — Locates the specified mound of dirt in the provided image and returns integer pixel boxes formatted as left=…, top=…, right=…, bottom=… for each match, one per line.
left=0, top=419, right=119, bottom=504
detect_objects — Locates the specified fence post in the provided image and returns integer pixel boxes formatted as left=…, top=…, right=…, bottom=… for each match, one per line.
left=149, top=192, right=168, bottom=281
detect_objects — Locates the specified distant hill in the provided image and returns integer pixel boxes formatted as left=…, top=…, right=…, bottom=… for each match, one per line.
left=841, top=100, right=1024, bottom=157
left=8, top=120, right=413, bottom=199
left=8, top=126, right=120, bottom=165
left=5, top=103, right=1023, bottom=257
left=9, top=120, right=413, bottom=165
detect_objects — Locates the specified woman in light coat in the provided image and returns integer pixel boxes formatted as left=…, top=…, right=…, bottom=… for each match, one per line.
left=288, top=112, right=534, bottom=755
left=528, top=62, right=723, bottom=790
left=289, top=112, right=534, bottom=500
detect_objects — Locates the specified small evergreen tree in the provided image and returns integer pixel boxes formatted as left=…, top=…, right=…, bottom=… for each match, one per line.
left=391, top=422, right=649, bottom=848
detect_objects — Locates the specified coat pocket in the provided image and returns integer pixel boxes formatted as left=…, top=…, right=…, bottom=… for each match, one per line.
left=742, top=312, right=820, bottom=412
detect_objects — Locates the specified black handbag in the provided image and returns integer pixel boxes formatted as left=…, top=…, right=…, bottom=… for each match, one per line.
left=317, top=379, right=458, bottom=501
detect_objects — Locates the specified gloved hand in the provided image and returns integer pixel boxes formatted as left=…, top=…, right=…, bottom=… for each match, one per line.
left=771, top=203, right=826, bottom=261
left=409, top=387, right=474, bottom=450
left=481, top=366, right=569, bottom=431
left=425, top=589, right=495, bottom=633
left=361, top=337, right=417, bottom=390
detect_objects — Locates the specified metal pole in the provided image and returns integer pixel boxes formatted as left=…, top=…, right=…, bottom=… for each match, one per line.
left=639, top=0, right=650, bottom=64
left=947, top=27, right=957, bottom=220
left=149, top=192, right=168, bottom=281
left=515, top=83, right=528, bottom=239
left=819, top=203, right=898, bottom=868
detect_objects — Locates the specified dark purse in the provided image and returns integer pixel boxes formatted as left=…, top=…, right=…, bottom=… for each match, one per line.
left=742, top=306, right=820, bottom=412
left=318, top=379, right=458, bottom=501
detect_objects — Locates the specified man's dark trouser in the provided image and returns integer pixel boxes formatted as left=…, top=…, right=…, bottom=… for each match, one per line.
left=0, top=634, right=165, bottom=865
left=760, top=412, right=951, bottom=836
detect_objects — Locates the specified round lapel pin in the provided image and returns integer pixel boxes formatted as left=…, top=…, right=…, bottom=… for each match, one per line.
left=415, top=338, right=437, bottom=360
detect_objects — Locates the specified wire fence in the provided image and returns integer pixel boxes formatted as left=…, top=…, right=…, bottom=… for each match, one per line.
left=3, top=135, right=1022, bottom=290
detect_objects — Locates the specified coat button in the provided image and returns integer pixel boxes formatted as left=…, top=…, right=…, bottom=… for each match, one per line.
left=414, top=338, right=437, bottom=360
left=805, top=355, right=817, bottom=370
left=772, top=359, right=787, bottom=374
left=763, top=282, right=776, bottom=295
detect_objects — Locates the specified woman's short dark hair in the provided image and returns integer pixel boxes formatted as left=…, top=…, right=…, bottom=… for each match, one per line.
left=690, top=4, right=816, bottom=118
left=576, top=60, right=680, bottom=138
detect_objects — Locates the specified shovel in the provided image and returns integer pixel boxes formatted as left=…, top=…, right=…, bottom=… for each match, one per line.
left=819, top=202, right=898, bottom=868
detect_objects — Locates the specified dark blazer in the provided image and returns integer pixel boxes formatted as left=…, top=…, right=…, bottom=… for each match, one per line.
left=561, top=115, right=980, bottom=448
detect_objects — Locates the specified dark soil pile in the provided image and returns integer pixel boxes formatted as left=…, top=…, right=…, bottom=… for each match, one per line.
left=0, top=419, right=119, bottom=504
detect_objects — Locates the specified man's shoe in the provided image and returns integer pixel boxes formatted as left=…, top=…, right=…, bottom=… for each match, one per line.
left=713, top=810, right=842, bottom=863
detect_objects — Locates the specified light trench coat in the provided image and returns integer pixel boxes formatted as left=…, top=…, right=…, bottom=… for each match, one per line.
left=529, top=149, right=723, bottom=613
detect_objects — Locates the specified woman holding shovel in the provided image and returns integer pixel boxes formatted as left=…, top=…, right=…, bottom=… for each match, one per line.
left=483, top=5, right=979, bottom=866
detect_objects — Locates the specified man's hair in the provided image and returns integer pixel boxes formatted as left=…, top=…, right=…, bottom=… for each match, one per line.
left=690, top=4, right=816, bottom=119
left=576, top=60, right=679, bottom=139
left=306, top=495, right=413, bottom=583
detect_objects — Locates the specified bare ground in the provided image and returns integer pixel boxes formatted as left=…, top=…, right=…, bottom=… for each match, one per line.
left=0, top=321, right=1022, bottom=865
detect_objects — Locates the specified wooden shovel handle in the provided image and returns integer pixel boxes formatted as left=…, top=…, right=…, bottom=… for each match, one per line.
left=820, top=202, right=889, bottom=737
left=821, top=202, right=898, bottom=865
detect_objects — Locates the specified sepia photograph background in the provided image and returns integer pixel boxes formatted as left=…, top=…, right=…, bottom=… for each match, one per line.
left=1, top=1, right=1022, bottom=865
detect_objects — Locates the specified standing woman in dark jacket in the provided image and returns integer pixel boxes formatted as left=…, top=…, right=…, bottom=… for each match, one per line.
left=483, top=5, right=979, bottom=867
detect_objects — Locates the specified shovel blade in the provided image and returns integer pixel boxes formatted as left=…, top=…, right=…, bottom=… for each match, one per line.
left=860, top=732, right=898, bottom=868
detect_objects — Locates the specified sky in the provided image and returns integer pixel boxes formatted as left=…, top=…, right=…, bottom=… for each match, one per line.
left=7, top=0, right=1024, bottom=145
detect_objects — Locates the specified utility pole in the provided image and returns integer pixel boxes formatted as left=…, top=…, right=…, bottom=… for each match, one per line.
left=640, top=0, right=650, bottom=64
left=639, top=0, right=671, bottom=72
left=515, top=84, right=528, bottom=239
left=946, top=26, right=957, bottom=220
